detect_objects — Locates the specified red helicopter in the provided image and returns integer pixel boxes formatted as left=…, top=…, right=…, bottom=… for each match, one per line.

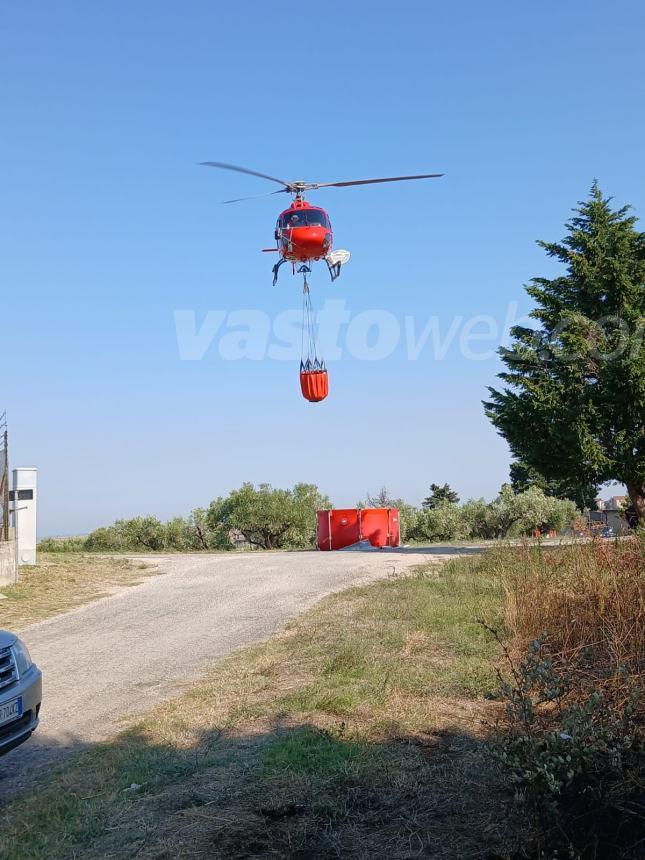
left=200, top=161, right=443, bottom=285
left=200, top=161, right=443, bottom=403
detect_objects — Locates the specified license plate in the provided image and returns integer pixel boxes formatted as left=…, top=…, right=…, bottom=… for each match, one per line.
left=0, top=697, right=22, bottom=727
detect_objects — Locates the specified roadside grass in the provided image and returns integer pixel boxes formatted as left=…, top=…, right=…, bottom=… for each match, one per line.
left=0, top=555, right=519, bottom=860
left=499, top=537, right=645, bottom=669
left=0, top=553, right=158, bottom=630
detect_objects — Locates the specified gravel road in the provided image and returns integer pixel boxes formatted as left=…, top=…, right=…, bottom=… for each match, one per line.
left=0, top=546, right=475, bottom=801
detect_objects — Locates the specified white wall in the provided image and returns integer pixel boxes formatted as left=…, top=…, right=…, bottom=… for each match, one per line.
left=0, top=534, right=17, bottom=586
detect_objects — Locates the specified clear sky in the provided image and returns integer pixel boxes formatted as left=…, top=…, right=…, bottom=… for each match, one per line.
left=2, top=1, right=644, bottom=536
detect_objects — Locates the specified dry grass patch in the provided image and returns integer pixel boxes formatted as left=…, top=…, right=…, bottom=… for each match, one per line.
left=0, top=553, right=159, bottom=630
left=501, top=538, right=644, bottom=673
left=484, top=537, right=645, bottom=858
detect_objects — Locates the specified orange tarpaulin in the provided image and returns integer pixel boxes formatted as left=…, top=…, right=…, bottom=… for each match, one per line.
left=300, top=369, right=328, bottom=402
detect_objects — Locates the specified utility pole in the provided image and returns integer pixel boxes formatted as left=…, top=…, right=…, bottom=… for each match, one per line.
left=0, top=413, right=8, bottom=542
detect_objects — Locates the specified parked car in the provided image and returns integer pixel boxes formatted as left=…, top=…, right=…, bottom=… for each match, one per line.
left=0, top=629, right=42, bottom=755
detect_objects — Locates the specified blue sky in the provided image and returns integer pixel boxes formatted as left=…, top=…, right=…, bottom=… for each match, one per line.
left=2, top=1, right=643, bottom=535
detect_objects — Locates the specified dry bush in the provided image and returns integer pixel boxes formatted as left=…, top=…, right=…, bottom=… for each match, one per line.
left=486, top=537, right=645, bottom=858
left=500, top=537, right=644, bottom=692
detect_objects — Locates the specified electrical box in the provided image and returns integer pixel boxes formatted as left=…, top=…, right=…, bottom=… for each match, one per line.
left=11, top=468, right=38, bottom=566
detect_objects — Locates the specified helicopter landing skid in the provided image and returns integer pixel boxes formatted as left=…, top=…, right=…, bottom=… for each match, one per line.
left=327, top=259, right=341, bottom=282
left=272, top=258, right=287, bottom=286
left=272, top=252, right=350, bottom=286
left=325, top=250, right=351, bottom=282
left=272, top=259, right=312, bottom=287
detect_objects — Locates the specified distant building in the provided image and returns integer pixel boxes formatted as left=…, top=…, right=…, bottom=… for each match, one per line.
left=229, top=529, right=252, bottom=549
left=589, top=494, right=630, bottom=534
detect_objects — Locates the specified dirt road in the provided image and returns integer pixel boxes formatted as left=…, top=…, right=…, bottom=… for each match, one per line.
left=0, top=546, right=477, bottom=801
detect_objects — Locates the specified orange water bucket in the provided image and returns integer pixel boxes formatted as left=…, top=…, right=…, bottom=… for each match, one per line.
left=300, top=369, right=329, bottom=402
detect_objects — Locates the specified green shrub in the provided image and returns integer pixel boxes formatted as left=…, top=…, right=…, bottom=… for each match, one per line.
left=84, top=518, right=167, bottom=552
left=37, top=537, right=88, bottom=552
left=419, top=502, right=471, bottom=542
left=489, top=631, right=644, bottom=857
left=83, top=526, right=124, bottom=552
left=395, top=500, right=424, bottom=542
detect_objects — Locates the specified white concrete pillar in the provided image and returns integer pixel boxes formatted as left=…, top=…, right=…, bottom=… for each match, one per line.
left=11, top=468, right=37, bottom=566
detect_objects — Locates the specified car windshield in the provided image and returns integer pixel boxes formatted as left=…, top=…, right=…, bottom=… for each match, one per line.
left=281, top=209, right=328, bottom=228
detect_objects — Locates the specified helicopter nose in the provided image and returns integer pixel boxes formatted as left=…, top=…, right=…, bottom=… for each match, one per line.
left=290, top=227, right=328, bottom=257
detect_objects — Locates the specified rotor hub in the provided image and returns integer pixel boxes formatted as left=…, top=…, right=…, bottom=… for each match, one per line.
left=287, top=181, right=309, bottom=200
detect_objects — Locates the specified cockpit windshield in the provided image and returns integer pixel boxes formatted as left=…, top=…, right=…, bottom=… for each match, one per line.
left=281, top=209, right=329, bottom=229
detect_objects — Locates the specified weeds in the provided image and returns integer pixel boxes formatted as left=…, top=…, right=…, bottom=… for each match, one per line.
left=499, top=538, right=645, bottom=682
left=483, top=536, right=645, bottom=858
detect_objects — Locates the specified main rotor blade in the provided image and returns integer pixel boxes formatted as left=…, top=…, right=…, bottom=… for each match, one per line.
left=221, top=189, right=289, bottom=205
left=199, top=161, right=291, bottom=189
left=309, top=173, right=444, bottom=190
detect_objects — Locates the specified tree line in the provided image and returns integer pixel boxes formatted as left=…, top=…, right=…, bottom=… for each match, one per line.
left=39, top=480, right=580, bottom=553
left=365, top=483, right=578, bottom=544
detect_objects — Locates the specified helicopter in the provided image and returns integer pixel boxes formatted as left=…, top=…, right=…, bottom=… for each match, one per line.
left=200, top=161, right=444, bottom=285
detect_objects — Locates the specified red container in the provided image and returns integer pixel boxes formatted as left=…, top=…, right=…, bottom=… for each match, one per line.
left=317, top=509, right=359, bottom=550
left=316, top=508, right=400, bottom=550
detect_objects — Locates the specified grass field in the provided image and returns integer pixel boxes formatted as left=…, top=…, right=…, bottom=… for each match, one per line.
left=0, top=555, right=517, bottom=859
left=1, top=540, right=641, bottom=858
left=0, top=553, right=158, bottom=630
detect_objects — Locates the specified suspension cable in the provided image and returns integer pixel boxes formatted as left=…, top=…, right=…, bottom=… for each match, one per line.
left=300, top=272, right=324, bottom=370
